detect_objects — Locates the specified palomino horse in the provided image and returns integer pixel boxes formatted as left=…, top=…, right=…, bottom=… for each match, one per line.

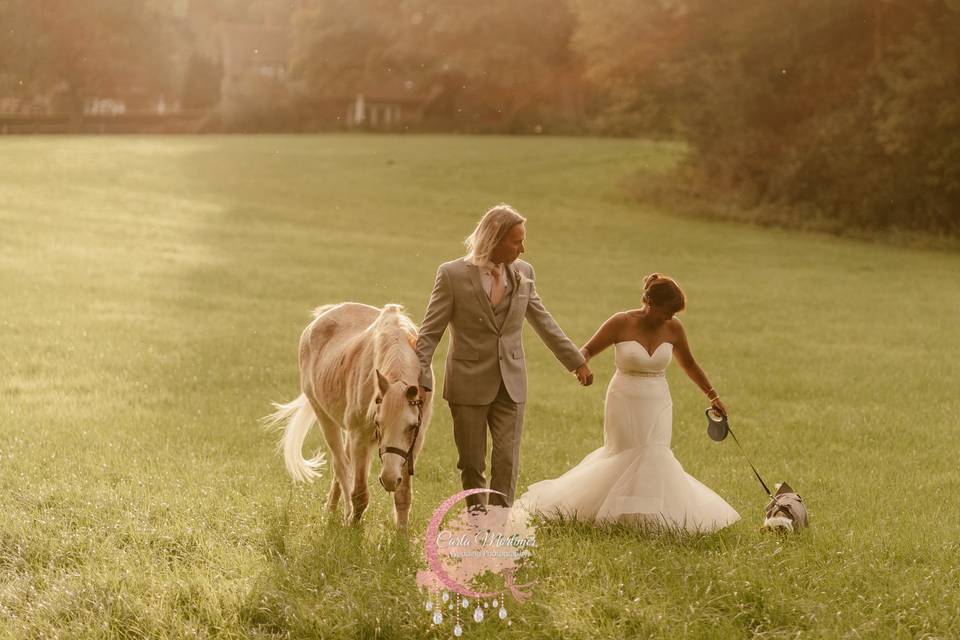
left=265, top=303, right=433, bottom=528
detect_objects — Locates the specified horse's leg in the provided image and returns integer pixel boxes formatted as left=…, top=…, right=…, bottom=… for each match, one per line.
left=347, top=430, right=374, bottom=525
left=318, top=417, right=353, bottom=522
left=393, top=467, right=413, bottom=531
left=325, top=476, right=341, bottom=513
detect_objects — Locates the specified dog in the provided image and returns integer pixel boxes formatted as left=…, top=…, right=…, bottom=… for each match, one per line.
left=762, top=482, right=809, bottom=532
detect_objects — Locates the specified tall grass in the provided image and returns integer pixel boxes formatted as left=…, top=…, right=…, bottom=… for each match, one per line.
left=1, top=135, right=958, bottom=638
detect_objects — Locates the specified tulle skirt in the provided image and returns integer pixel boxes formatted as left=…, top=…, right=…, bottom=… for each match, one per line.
left=517, top=371, right=740, bottom=533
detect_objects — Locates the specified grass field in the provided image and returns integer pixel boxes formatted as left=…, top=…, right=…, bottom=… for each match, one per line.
left=1, top=134, right=959, bottom=639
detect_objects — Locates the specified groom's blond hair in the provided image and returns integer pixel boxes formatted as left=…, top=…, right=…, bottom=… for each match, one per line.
left=464, top=204, right=526, bottom=265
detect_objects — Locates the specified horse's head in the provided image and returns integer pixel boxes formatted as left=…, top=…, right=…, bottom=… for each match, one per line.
left=374, top=369, right=424, bottom=492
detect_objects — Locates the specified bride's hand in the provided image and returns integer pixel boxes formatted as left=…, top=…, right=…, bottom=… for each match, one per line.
left=575, top=363, right=593, bottom=386
left=710, top=397, right=728, bottom=417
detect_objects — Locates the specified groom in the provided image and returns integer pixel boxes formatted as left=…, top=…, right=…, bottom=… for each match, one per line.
left=415, top=204, right=593, bottom=510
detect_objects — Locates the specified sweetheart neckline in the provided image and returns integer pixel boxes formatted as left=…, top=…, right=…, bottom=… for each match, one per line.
left=615, top=341, right=673, bottom=358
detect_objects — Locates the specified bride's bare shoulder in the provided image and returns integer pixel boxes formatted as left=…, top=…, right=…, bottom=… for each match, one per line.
left=608, top=310, right=636, bottom=326
left=667, top=317, right=687, bottom=339
left=596, top=311, right=630, bottom=338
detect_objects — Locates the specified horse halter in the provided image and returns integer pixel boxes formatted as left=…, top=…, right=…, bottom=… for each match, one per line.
left=374, top=396, right=424, bottom=476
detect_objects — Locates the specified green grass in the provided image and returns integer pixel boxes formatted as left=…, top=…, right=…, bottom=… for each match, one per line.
left=1, top=134, right=959, bottom=639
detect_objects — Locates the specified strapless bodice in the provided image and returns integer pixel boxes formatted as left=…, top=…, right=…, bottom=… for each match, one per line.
left=614, top=341, right=672, bottom=376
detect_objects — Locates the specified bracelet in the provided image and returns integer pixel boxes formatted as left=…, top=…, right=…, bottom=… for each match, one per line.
left=706, top=389, right=719, bottom=400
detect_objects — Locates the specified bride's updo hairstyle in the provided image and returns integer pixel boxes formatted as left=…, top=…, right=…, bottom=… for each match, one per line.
left=642, top=273, right=686, bottom=314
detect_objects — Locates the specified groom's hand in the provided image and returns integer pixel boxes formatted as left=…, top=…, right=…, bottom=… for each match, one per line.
left=575, top=363, right=593, bottom=386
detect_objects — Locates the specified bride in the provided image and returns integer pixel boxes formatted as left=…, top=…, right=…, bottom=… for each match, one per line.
left=517, top=273, right=740, bottom=533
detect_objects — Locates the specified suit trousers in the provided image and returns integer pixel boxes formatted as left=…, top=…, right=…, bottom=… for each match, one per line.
left=449, top=379, right=525, bottom=509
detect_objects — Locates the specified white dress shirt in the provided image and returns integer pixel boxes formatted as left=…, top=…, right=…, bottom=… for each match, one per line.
left=466, top=257, right=509, bottom=302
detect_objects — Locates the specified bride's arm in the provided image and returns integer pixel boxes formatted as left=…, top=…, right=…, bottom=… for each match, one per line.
left=579, top=313, right=625, bottom=363
left=671, top=319, right=728, bottom=416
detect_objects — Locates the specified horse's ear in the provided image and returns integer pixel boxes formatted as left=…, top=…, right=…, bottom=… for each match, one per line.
left=376, top=369, right=390, bottom=395
left=405, top=385, right=418, bottom=401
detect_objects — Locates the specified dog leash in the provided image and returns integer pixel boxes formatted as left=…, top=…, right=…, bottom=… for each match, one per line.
left=706, top=408, right=772, bottom=497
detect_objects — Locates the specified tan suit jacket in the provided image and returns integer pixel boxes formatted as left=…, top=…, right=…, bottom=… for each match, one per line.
left=415, top=257, right=585, bottom=404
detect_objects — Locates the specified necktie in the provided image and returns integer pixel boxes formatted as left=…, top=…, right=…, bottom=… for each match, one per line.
left=490, top=265, right=504, bottom=306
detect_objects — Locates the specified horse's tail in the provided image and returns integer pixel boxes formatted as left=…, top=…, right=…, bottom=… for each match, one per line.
left=262, top=393, right=325, bottom=483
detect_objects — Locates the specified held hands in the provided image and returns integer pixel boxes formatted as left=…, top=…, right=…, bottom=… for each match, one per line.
left=574, top=346, right=593, bottom=386
left=575, top=363, right=593, bottom=386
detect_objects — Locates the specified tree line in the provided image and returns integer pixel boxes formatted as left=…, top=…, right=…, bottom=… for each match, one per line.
left=2, top=0, right=957, bottom=234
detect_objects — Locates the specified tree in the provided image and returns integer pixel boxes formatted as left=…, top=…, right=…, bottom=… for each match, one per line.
left=290, top=0, right=581, bottom=131
left=291, top=0, right=406, bottom=99
left=0, top=0, right=180, bottom=119
left=574, top=0, right=960, bottom=233
left=400, top=0, right=580, bottom=129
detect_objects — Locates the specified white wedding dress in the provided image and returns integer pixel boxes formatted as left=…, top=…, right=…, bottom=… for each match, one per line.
left=517, top=341, right=740, bottom=533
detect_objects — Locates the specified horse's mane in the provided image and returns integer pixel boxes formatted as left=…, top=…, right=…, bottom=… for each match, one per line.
left=312, top=303, right=341, bottom=318
left=369, top=304, right=419, bottom=384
